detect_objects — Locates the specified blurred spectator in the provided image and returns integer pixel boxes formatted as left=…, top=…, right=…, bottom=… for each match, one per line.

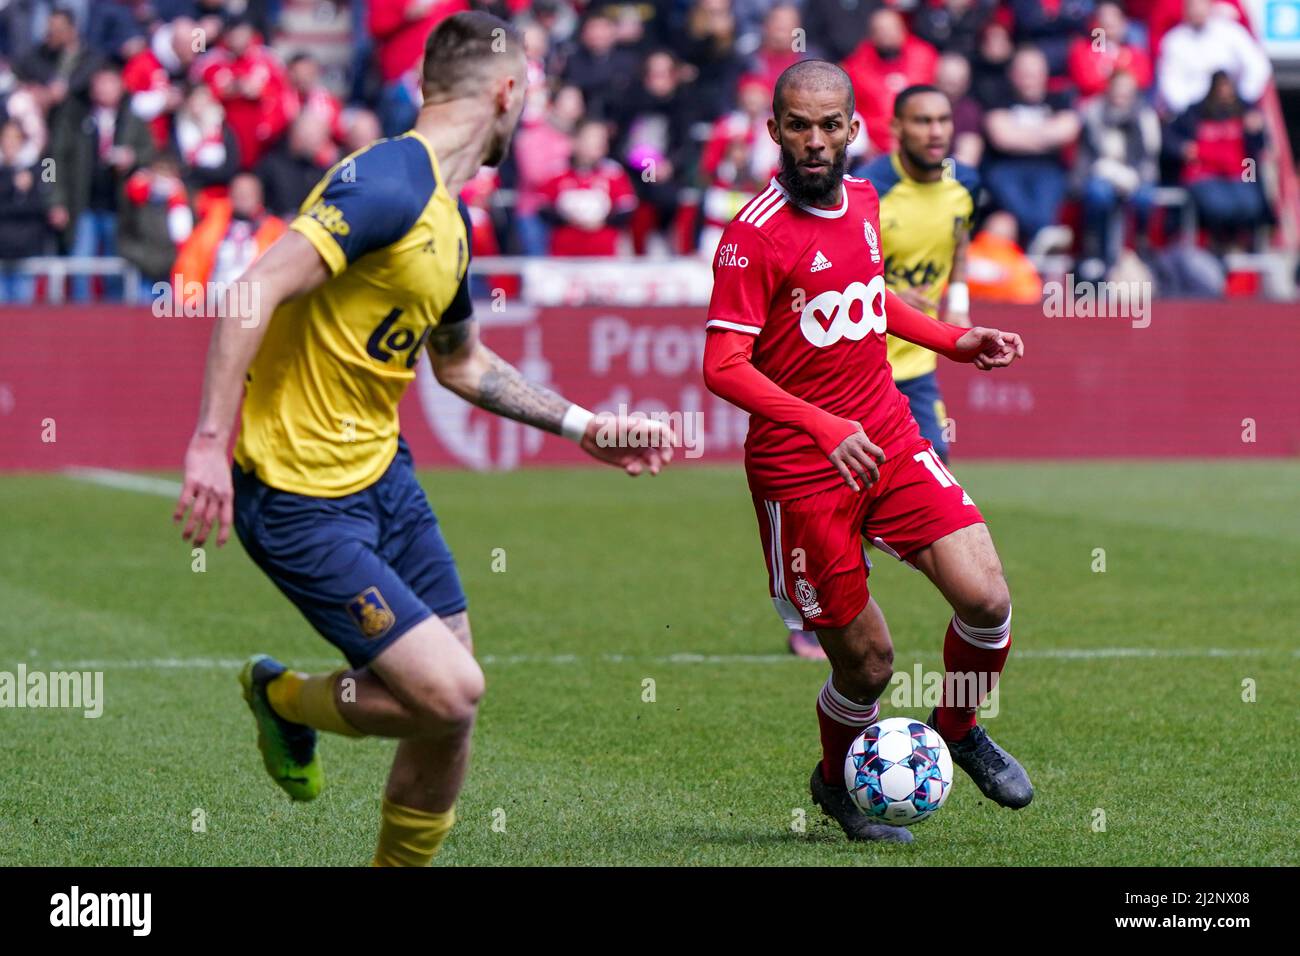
left=966, top=209, right=1043, bottom=302
left=843, top=7, right=938, bottom=153
left=86, top=0, right=147, bottom=62
left=256, top=111, right=334, bottom=219
left=562, top=10, right=638, bottom=123
left=123, top=16, right=199, bottom=149
left=0, top=117, right=51, bottom=302
left=700, top=73, right=779, bottom=186
left=0, top=59, right=48, bottom=164
left=519, top=22, right=551, bottom=125
left=539, top=118, right=636, bottom=256
left=196, top=16, right=293, bottom=169
left=1157, top=0, right=1270, bottom=114
left=171, top=82, right=239, bottom=209
left=676, top=0, right=746, bottom=120
left=512, top=84, right=583, bottom=255
left=802, top=0, right=878, bottom=64
left=1068, top=1, right=1153, bottom=98
left=173, top=170, right=286, bottom=294
left=339, top=107, right=383, bottom=154
left=1009, top=0, right=1094, bottom=77
left=120, top=149, right=192, bottom=297
left=750, top=4, right=811, bottom=92
left=699, top=110, right=771, bottom=258
left=1075, top=69, right=1160, bottom=270
left=982, top=47, right=1080, bottom=245
left=15, top=8, right=101, bottom=130
left=1166, top=70, right=1270, bottom=252
left=969, top=18, right=1013, bottom=109
left=934, top=51, right=983, bottom=167
left=370, top=0, right=469, bottom=133
left=287, top=52, right=343, bottom=143
left=49, top=65, right=154, bottom=301
left=461, top=164, right=500, bottom=256
left=912, top=0, right=997, bottom=60
left=617, top=49, right=697, bottom=249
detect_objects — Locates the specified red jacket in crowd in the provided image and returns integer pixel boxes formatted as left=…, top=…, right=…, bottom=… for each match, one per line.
left=842, top=34, right=938, bottom=153
left=198, top=36, right=293, bottom=169
left=369, top=0, right=469, bottom=84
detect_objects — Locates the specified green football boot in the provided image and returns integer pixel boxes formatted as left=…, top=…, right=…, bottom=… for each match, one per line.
left=239, top=654, right=323, bottom=801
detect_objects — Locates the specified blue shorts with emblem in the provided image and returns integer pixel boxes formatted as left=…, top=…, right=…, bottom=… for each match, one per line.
left=232, top=437, right=467, bottom=669
left=896, top=370, right=950, bottom=463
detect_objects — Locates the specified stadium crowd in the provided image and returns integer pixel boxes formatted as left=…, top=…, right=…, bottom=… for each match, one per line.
left=0, top=0, right=1284, bottom=302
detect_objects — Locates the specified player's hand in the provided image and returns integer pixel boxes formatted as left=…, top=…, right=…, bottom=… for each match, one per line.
left=579, top=411, right=675, bottom=476
left=174, top=433, right=234, bottom=547
left=829, top=425, right=885, bottom=492
left=956, top=326, right=1024, bottom=370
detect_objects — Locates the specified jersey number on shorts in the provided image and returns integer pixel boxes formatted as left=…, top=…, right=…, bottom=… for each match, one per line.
left=914, top=448, right=960, bottom=487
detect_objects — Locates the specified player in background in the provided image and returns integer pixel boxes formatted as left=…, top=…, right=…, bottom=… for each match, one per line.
left=857, top=84, right=977, bottom=467
left=702, top=60, right=1032, bottom=843
left=783, top=85, right=978, bottom=660
left=172, top=13, right=674, bottom=867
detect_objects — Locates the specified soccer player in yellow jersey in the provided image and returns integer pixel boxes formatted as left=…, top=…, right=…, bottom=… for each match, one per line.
left=784, top=84, right=980, bottom=660
left=171, top=12, right=674, bottom=867
left=858, top=84, right=979, bottom=466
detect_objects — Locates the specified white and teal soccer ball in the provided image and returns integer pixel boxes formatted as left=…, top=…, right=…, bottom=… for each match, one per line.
left=844, top=717, right=954, bottom=825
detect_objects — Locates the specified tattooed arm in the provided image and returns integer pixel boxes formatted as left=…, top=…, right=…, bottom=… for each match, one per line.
left=427, top=317, right=676, bottom=475
left=427, top=318, right=570, bottom=434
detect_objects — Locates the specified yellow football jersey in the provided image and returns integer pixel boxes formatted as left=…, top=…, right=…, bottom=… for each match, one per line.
left=234, top=131, right=473, bottom=497
left=859, top=153, right=978, bottom=382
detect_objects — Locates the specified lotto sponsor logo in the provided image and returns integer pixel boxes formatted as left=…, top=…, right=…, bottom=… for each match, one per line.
left=799, top=275, right=888, bottom=348
left=305, top=199, right=351, bottom=236
left=716, top=242, right=749, bottom=268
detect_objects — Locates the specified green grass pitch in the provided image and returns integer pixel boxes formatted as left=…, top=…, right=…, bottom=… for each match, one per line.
left=1, top=461, right=1297, bottom=866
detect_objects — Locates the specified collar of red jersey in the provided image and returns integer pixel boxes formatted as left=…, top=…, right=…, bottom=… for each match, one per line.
left=768, top=176, right=849, bottom=219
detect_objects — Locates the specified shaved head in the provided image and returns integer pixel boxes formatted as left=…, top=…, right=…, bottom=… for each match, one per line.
left=773, top=60, right=854, bottom=122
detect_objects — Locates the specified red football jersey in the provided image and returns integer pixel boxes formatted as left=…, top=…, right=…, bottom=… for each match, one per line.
left=705, top=175, right=921, bottom=499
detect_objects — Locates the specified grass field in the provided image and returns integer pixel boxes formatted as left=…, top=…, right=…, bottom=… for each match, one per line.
left=1, top=460, right=1297, bottom=866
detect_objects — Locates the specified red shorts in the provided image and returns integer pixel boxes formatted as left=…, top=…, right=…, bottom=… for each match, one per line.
left=751, top=438, right=984, bottom=631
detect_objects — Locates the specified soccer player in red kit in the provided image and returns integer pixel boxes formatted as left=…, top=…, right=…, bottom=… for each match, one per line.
left=703, top=61, right=1033, bottom=843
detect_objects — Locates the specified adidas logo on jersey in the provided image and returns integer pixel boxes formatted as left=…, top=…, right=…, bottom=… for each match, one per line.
left=810, top=250, right=832, bottom=272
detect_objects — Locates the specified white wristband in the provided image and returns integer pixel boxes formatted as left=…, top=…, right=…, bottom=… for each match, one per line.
left=947, top=282, right=970, bottom=315
left=561, top=404, right=595, bottom=443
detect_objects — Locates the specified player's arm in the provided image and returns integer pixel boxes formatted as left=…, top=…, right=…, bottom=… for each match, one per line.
left=944, top=228, right=973, bottom=329
left=885, top=288, right=1023, bottom=370
left=427, top=315, right=674, bottom=477
left=174, top=230, right=330, bottom=547
left=703, top=329, right=884, bottom=491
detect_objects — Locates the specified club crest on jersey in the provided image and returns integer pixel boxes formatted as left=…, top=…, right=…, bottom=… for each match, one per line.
left=717, top=242, right=749, bottom=268
left=810, top=250, right=832, bottom=272
left=863, top=219, right=880, bottom=263
left=348, top=586, right=396, bottom=639
left=794, top=577, right=822, bottom=618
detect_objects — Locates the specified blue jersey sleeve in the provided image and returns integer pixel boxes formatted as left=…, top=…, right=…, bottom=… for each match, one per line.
left=294, top=135, right=437, bottom=273
left=440, top=199, right=475, bottom=326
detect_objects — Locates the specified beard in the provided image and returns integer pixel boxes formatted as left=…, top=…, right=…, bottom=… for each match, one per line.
left=900, top=141, right=947, bottom=173
left=777, top=142, right=848, bottom=207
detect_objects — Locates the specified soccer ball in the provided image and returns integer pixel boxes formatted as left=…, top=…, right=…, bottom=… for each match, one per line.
left=844, top=717, right=954, bottom=825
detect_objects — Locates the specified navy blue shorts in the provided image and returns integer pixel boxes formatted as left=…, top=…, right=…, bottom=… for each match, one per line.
left=232, top=438, right=467, bottom=669
left=896, top=370, right=950, bottom=463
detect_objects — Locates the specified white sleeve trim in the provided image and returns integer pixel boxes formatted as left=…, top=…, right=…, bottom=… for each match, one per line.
left=706, top=319, right=762, bottom=335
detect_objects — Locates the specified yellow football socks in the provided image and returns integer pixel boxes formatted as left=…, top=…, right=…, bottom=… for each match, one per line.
left=372, top=797, right=456, bottom=867
left=267, top=669, right=365, bottom=737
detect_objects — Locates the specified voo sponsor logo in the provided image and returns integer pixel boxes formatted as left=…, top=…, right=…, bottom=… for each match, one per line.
left=799, top=276, right=887, bottom=348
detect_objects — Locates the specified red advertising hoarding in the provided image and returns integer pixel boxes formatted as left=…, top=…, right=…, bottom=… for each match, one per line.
left=1, top=301, right=1296, bottom=473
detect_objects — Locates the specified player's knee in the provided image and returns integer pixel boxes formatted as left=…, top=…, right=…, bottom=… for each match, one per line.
left=956, top=578, right=1012, bottom=629
left=409, top=661, right=484, bottom=733
left=837, top=646, right=893, bottom=700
